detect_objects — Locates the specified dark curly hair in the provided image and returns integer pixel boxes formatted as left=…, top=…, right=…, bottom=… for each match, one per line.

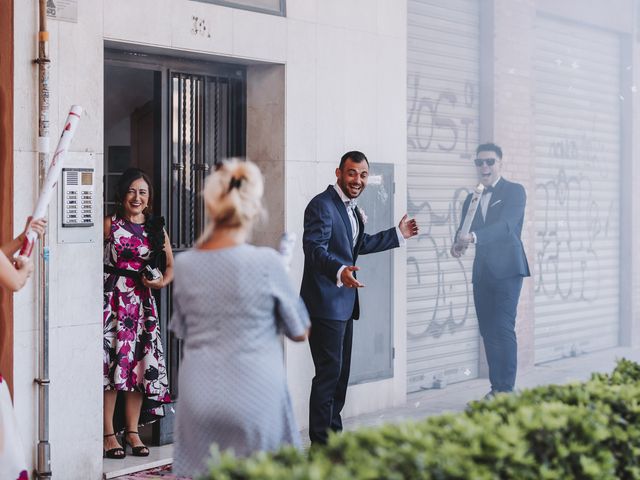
left=114, top=168, right=154, bottom=219
left=114, top=168, right=166, bottom=271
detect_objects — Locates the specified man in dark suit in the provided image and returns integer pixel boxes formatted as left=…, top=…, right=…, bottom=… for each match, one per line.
left=451, top=143, right=530, bottom=397
left=301, top=150, right=418, bottom=445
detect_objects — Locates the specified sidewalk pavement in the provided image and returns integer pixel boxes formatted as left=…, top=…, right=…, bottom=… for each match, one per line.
left=117, top=346, right=640, bottom=478
left=335, top=346, right=640, bottom=435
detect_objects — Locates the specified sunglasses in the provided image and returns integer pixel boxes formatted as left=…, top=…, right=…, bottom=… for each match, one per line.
left=474, top=158, right=497, bottom=167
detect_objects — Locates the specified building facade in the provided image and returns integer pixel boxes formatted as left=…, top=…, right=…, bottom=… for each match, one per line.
left=0, top=1, right=638, bottom=478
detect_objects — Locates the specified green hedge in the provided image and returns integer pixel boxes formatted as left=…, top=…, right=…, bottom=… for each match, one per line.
left=199, top=359, right=640, bottom=480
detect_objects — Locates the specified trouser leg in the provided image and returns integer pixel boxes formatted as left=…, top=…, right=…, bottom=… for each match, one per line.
left=308, top=317, right=347, bottom=444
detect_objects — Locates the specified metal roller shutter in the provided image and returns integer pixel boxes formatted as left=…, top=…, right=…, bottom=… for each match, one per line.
left=406, top=0, right=480, bottom=392
left=533, top=16, right=621, bottom=363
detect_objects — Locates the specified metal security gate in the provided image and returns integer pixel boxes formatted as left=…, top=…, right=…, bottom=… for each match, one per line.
left=169, top=73, right=245, bottom=249
left=406, top=0, right=480, bottom=392
left=167, top=71, right=245, bottom=399
left=533, top=17, right=621, bottom=363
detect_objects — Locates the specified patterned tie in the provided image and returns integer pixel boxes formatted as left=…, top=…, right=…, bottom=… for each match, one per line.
left=344, top=200, right=358, bottom=245
left=481, top=187, right=493, bottom=219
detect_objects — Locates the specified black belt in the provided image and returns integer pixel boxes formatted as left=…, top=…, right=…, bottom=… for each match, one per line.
left=104, top=265, right=141, bottom=280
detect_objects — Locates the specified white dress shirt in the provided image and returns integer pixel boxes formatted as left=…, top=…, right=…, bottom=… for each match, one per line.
left=333, top=184, right=405, bottom=286
left=472, top=176, right=501, bottom=243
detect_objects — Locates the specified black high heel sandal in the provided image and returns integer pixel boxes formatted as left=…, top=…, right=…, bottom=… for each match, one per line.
left=124, top=431, right=150, bottom=457
left=103, top=433, right=125, bottom=459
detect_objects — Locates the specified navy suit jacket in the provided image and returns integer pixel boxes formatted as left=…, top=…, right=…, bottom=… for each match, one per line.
left=301, top=186, right=399, bottom=321
left=457, top=177, right=530, bottom=283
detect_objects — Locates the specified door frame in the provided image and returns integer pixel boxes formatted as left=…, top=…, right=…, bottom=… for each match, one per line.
left=104, top=47, right=246, bottom=444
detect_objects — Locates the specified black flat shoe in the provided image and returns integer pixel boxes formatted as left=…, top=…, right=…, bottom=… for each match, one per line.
left=124, top=430, right=150, bottom=457
left=103, top=433, right=125, bottom=459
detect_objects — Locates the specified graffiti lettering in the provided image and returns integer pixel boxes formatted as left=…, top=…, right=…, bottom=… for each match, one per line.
left=535, top=146, right=612, bottom=303
left=407, top=73, right=476, bottom=159
left=406, top=188, right=473, bottom=339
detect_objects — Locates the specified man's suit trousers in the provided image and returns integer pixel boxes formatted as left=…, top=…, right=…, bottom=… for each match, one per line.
left=308, top=317, right=353, bottom=445
left=473, top=275, right=523, bottom=392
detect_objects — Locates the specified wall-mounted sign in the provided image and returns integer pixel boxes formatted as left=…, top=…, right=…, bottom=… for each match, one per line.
left=191, top=0, right=285, bottom=17
left=46, top=0, right=78, bottom=23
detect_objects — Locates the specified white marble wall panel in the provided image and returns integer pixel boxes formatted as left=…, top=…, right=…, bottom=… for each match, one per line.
left=376, top=36, right=406, bottom=164
left=377, top=0, right=406, bottom=38
left=12, top=151, right=39, bottom=227
left=317, top=0, right=377, bottom=33
left=283, top=160, right=317, bottom=283
left=170, top=1, right=234, bottom=56
left=285, top=339, right=314, bottom=425
left=232, top=9, right=287, bottom=62
left=343, top=30, right=378, bottom=159
left=285, top=19, right=317, bottom=163
left=103, top=0, right=173, bottom=47
left=286, top=0, right=317, bottom=23
left=13, top=282, right=38, bottom=334
left=12, top=329, right=39, bottom=467
left=57, top=12, right=104, bottom=153
left=50, top=245, right=102, bottom=328
left=315, top=24, right=346, bottom=163
left=48, top=323, right=103, bottom=478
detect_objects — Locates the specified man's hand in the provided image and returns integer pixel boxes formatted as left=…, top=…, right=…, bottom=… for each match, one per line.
left=451, top=232, right=473, bottom=258
left=398, top=214, right=419, bottom=239
left=450, top=242, right=467, bottom=258
left=340, top=265, right=365, bottom=288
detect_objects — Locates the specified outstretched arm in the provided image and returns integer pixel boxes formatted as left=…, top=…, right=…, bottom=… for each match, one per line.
left=1, top=217, right=47, bottom=257
left=0, top=251, right=33, bottom=292
left=398, top=214, right=419, bottom=239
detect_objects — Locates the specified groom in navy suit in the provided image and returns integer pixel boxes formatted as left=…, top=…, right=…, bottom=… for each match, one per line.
left=301, top=151, right=418, bottom=445
left=451, top=143, right=530, bottom=397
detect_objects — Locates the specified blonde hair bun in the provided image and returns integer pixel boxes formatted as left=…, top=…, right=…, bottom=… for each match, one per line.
left=198, top=158, right=265, bottom=243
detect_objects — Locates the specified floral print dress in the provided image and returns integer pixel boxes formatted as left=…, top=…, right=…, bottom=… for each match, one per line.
left=0, top=374, right=29, bottom=480
left=103, top=216, right=171, bottom=429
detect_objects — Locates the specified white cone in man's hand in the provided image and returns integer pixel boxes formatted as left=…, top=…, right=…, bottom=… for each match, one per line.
left=459, top=183, right=485, bottom=236
left=279, top=232, right=297, bottom=271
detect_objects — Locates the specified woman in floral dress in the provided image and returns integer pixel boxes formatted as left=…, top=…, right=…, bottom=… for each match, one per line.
left=0, top=216, right=46, bottom=480
left=103, top=168, right=174, bottom=459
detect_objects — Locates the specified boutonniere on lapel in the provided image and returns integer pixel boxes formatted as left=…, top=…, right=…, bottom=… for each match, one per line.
left=357, top=206, right=368, bottom=225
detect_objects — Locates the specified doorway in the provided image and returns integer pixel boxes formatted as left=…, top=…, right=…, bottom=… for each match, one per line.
left=103, top=49, right=246, bottom=446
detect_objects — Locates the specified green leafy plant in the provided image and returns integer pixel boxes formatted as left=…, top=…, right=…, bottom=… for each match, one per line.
left=198, top=358, right=640, bottom=480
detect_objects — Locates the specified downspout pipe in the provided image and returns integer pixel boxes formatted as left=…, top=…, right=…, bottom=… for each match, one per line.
left=34, top=0, right=51, bottom=478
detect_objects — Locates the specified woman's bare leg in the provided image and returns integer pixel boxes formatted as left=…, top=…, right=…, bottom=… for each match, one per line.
left=103, top=390, right=122, bottom=451
left=124, top=391, right=148, bottom=452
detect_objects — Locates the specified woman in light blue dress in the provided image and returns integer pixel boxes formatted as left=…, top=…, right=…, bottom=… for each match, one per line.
left=170, top=159, right=310, bottom=477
